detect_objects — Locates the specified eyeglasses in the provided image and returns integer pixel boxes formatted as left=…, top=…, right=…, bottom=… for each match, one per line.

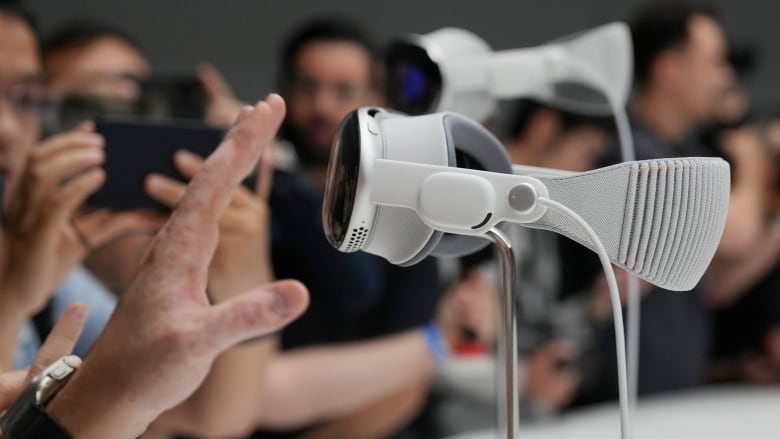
left=0, top=84, right=51, bottom=122
left=288, top=74, right=371, bottom=104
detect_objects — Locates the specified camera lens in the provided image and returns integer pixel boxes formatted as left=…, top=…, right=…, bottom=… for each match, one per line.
left=385, top=41, right=442, bottom=115
left=323, top=110, right=362, bottom=248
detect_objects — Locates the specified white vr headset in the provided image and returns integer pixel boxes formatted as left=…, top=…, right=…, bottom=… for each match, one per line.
left=385, top=22, right=632, bottom=121
left=323, top=108, right=731, bottom=291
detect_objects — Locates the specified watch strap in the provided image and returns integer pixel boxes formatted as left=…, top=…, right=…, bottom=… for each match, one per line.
left=4, top=403, right=72, bottom=439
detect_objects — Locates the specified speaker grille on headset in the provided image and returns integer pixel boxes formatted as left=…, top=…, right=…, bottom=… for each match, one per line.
left=530, top=157, right=730, bottom=291
left=345, top=226, right=370, bottom=252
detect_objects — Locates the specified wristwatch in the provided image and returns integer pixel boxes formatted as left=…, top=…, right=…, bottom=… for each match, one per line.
left=0, top=356, right=77, bottom=439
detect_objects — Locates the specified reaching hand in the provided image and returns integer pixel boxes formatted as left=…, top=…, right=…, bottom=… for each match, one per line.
left=46, top=95, right=309, bottom=439
left=145, top=144, right=276, bottom=300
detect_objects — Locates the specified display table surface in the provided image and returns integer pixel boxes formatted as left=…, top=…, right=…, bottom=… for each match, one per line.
left=447, top=386, right=780, bottom=439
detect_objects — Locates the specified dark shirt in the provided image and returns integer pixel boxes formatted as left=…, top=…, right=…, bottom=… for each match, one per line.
left=714, top=259, right=780, bottom=358
left=249, top=170, right=443, bottom=438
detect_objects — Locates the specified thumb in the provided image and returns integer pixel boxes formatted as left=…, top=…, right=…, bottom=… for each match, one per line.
left=205, top=280, right=309, bottom=349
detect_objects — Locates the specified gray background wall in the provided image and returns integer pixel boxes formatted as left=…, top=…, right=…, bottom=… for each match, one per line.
left=25, top=0, right=780, bottom=109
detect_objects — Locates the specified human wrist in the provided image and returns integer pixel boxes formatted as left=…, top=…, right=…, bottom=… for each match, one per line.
left=46, top=350, right=157, bottom=439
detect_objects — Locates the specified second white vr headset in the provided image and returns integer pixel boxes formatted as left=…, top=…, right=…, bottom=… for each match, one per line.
left=323, top=108, right=731, bottom=292
left=384, top=22, right=632, bottom=121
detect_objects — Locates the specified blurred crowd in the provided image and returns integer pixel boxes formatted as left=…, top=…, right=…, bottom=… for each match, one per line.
left=0, top=0, right=778, bottom=438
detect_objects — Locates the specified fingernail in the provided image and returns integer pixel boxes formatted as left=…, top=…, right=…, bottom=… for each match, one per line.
left=71, top=303, right=89, bottom=321
left=146, top=174, right=164, bottom=189
left=174, top=149, right=198, bottom=163
left=271, top=291, right=289, bottom=319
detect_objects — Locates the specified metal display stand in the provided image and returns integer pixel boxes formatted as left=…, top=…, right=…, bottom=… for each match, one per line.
left=486, top=228, right=519, bottom=438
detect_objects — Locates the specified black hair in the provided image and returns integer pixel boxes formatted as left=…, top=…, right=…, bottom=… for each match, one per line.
left=42, top=20, right=144, bottom=59
left=0, top=0, right=39, bottom=41
left=728, top=42, right=759, bottom=80
left=502, top=99, right=613, bottom=141
left=629, top=1, right=719, bottom=89
left=277, top=15, right=381, bottom=89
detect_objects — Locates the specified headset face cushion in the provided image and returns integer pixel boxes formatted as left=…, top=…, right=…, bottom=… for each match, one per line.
left=428, top=114, right=514, bottom=259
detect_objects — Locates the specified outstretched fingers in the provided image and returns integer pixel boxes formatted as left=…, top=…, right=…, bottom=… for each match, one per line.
left=203, top=280, right=309, bottom=350
left=143, top=95, right=285, bottom=276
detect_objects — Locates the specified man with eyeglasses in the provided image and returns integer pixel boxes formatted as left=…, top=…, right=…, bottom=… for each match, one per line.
left=0, top=0, right=157, bottom=372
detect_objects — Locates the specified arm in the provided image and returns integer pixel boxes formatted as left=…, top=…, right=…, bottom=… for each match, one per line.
left=299, top=382, right=431, bottom=439
left=717, top=127, right=772, bottom=259
left=706, top=220, right=780, bottom=307
left=152, top=339, right=278, bottom=438
left=254, top=328, right=436, bottom=430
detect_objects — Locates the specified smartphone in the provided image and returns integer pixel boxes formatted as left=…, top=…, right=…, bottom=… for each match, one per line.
left=90, top=117, right=248, bottom=211
left=138, top=75, right=207, bottom=120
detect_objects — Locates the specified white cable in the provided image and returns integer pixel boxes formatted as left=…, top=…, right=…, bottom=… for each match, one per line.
left=537, top=196, right=631, bottom=439
left=611, top=101, right=640, bottom=436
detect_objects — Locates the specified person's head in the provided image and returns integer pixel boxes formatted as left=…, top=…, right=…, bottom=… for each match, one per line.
left=278, top=16, right=383, bottom=168
left=0, top=0, right=44, bottom=194
left=630, top=2, right=734, bottom=124
left=501, top=100, right=612, bottom=172
left=42, top=21, right=149, bottom=101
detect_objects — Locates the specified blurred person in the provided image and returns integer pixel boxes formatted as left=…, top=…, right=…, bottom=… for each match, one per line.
left=42, top=21, right=149, bottom=102
left=707, top=112, right=780, bottom=385
left=627, top=1, right=768, bottom=259
left=0, top=0, right=157, bottom=371
left=693, top=43, right=780, bottom=381
left=42, top=20, right=243, bottom=127
left=573, top=1, right=772, bottom=404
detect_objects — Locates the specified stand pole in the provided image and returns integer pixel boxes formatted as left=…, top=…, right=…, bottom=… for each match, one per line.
left=486, top=228, right=519, bottom=439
